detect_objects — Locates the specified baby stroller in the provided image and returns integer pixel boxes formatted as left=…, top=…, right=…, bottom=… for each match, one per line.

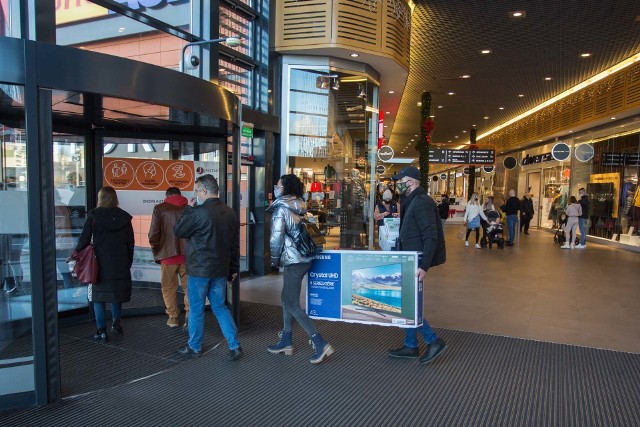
left=553, top=212, right=580, bottom=246
left=484, top=210, right=505, bottom=249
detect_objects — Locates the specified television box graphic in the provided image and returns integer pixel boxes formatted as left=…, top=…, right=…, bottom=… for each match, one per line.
left=307, top=250, right=423, bottom=328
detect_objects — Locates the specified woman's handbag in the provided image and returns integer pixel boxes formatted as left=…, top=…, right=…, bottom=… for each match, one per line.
left=468, top=215, right=481, bottom=229
left=67, top=244, right=98, bottom=284
left=457, top=225, right=467, bottom=240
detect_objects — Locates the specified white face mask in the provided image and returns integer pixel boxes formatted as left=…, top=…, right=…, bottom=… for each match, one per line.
left=274, top=186, right=283, bottom=199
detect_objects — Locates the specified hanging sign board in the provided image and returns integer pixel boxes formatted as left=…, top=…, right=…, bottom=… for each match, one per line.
left=376, top=165, right=386, bottom=174
left=378, top=146, right=395, bottom=162
left=428, top=148, right=495, bottom=165
left=503, top=156, right=517, bottom=169
left=551, top=142, right=571, bottom=161
left=574, top=144, right=594, bottom=162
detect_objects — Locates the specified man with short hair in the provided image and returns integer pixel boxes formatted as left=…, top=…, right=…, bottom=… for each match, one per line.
left=174, top=174, right=242, bottom=361
left=387, top=166, right=447, bottom=365
left=149, top=187, right=190, bottom=328
left=501, top=189, right=521, bottom=246
left=576, top=187, right=589, bottom=249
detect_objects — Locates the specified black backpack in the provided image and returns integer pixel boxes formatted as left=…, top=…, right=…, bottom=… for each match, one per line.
left=294, top=217, right=326, bottom=257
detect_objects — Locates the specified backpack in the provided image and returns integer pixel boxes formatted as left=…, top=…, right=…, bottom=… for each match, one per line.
left=294, top=217, right=326, bottom=257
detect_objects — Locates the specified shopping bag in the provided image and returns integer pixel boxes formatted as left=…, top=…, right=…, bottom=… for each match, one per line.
left=457, top=225, right=467, bottom=241
left=67, top=244, right=98, bottom=284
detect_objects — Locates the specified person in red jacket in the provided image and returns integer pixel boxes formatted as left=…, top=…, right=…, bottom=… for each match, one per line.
left=149, top=187, right=190, bottom=329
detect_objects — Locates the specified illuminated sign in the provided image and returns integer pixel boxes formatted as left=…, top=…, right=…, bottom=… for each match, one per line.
left=55, top=0, right=186, bottom=25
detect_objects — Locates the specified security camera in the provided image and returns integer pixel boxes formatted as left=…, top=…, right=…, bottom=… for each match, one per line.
left=188, top=55, right=200, bottom=69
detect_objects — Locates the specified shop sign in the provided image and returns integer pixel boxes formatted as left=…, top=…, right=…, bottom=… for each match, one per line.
left=307, top=250, right=422, bottom=327
left=483, top=165, right=494, bottom=173
left=241, top=123, right=254, bottom=138
left=575, top=144, right=594, bottom=162
left=377, top=145, right=394, bottom=162
left=503, top=156, right=517, bottom=170
left=521, top=152, right=553, bottom=165
left=440, top=173, right=447, bottom=180
left=551, top=142, right=571, bottom=161
left=376, top=165, right=386, bottom=174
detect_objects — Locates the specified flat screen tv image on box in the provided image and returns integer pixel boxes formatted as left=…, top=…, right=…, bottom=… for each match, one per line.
left=351, top=263, right=402, bottom=317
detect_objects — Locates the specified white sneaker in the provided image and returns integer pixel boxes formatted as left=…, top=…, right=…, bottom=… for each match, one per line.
left=475, top=244, right=481, bottom=249
left=575, top=244, right=586, bottom=249
left=465, top=241, right=469, bottom=247
left=561, top=243, right=571, bottom=249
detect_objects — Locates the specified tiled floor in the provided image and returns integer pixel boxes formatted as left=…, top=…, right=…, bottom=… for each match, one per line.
left=241, top=226, right=640, bottom=354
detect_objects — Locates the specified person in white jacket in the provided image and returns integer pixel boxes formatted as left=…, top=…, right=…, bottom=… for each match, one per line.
left=464, top=193, right=488, bottom=248
left=562, top=196, right=582, bottom=249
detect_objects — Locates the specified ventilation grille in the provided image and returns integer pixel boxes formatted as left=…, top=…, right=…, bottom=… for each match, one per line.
left=280, top=0, right=329, bottom=44
left=335, top=0, right=378, bottom=47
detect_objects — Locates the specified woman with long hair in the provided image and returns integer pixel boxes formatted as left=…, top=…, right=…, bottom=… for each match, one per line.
left=266, top=174, right=334, bottom=364
left=75, top=186, right=134, bottom=343
left=463, top=192, right=488, bottom=248
left=562, top=196, right=582, bottom=249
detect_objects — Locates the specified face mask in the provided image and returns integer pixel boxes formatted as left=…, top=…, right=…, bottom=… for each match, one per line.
left=397, top=181, right=410, bottom=195
left=384, top=199, right=392, bottom=203
left=196, top=196, right=204, bottom=205
left=274, top=187, right=283, bottom=198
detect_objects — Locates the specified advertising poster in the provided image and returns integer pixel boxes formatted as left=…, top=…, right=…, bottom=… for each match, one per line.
left=307, top=250, right=423, bottom=328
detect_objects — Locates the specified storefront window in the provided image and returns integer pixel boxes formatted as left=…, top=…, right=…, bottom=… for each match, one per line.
left=219, top=59, right=253, bottom=107
left=0, top=84, right=34, bottom=396
left=283, top=66, right=379, bottom=249
left=1, top=0, right=21, bottom=38
left=220, top=5, right=252, bottom=57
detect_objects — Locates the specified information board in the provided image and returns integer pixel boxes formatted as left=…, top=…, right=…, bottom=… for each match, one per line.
left=307, top=250, right=423, bottom=328
left=429, top=148, right=495, bottom=165
left=602, top=153, right=640, bottom=167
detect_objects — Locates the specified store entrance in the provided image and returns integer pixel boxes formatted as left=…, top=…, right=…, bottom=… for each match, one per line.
left=527, top=171, right=541, bottom=227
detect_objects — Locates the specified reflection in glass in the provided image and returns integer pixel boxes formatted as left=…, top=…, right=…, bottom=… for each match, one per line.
left=0, top=0, right=21, bottom=38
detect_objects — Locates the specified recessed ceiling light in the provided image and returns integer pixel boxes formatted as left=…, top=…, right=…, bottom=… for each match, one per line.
left=518, top=94, right=525, bottom=97
left=472, top=124, right=476, bottom=127
left=610, top=117, right=616, bottom=120
left=414, top=134, right=418, bottom=137
left=511, top=11, right=526, bottom=18
left=581, top=53, right=591, bottom=57
left=384, top=125, right=388, bottom=128
left=411, top=139, right=415, bottom=142
left=455, top=136, right=459, bottom=139
left=430, top=115, right=435, bottom=118
left=499, top=107, right=504, bottom=110
left=448, top=140, right=452, bottom=143
left=438, top=105, right=443, bottom=109
left=484, top=116, right=489, bottom=119
left=447, top=92, right=455, bottom=95
left=385, top=111, right=391, bottom=114
left=460, top=75, right=471, bottom=79
left=462, top=130, right=467, bottom=133
left=118, top=27, right=126, bottom=32
left=545, top=77, right=552, bottom=81
left=481, top=49, right=492, bottom=54
left=417, top=102, right=422, bottom=106
left=350, top=53, right=359, bottom=57
left=388, top=90, right=395, bottom=94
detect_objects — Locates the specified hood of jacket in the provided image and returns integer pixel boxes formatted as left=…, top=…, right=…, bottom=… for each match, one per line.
left=266, top=195, right=307, bottom=216
left=92, top=207, right=132, bottom=231
left=165, top=194, right=188, bottom=207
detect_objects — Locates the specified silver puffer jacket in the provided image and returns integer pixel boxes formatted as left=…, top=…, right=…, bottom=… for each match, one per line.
left=267, top=195, right=315, bottom=267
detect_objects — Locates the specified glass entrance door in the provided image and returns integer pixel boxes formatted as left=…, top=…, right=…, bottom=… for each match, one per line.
left=527, top=171, right=541, bottom=227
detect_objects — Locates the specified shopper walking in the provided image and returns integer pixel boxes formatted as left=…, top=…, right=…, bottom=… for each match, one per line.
left=149, top=187, right=190, bottom=329
left=561, top=196, right=582, bottom=249
left=174, top=174, right=242, bottom=361
left=463, top=192, right=487, bottom=248
left=387, top=166, right=447, bottom=365
left=75, top=186, right=134, bottom=343
left=267, top=174, right=334, bottom=364
left=520, top=193, right=534, bottom=235
left=576, top=188, right=589, bottom=248
left=438, top=193, right=450, bottom=230
left=501, top=189, right=521, bottom=246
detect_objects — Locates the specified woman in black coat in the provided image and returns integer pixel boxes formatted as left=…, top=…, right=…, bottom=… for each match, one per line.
left=76, top=186, right=134, bottom=343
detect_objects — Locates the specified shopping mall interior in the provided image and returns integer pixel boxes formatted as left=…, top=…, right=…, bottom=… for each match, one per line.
left=1, top=0, right=639, bottom=423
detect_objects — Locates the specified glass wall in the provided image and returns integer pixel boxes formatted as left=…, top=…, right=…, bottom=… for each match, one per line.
left=283, top=65, right=380, bottom=249
left=0, top=84, right=34, bottom=397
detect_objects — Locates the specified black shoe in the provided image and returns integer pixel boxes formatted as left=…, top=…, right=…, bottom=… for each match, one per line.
left=177, top=344, right=201, bottom=358
left=229, top=347, right=243, bottom=361
left=505, top=242, right=513, bottom=246
left=524, top=231, right=529, bottom=235
left=387, top=345, right=419, bottom=359
left=111, top=319, right=123, bottom=335
left=93, top=329, right=108, bottom=343
left=420, top=339, right=447, bottom=365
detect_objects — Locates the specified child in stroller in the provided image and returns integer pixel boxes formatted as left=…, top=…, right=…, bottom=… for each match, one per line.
left=484, top=210, right=505, bottom=249
left=554, top=212, right=579, bottom=246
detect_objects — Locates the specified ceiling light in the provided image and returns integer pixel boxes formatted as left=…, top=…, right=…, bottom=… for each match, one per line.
left=545, top=77, right=552, bottom=81
left=518, top=94, right=524, bottom=97
left=438, top=105, right=443, bottom=109
left=499, top=107, right=504, bottom=110
left=511, top=11, right=526, bottom=18
left=460, top=75, right=471, bottom=79
left=350, top=53, right=359, bottom=57
left=481, top=49, right=492, bottom=54
left=430, top=115, right=435, bottom=118
left=447, top=92, right=455, bottom=95
left=455, top=136, right=459, bottom=139
left=472, top=124, right=476, bottom=127
left=484, top=116, right=489, bottom=119
left=611, top=117, right=616, bottom=120
left=462, top=130, right=467, bottom=133
left=581, top=53, right=591, bottom=57
left=388, top=90, right=395, bottom=94
left=384, top=125, right=388, bottom=128
left=448, top=140, right=452, bottom=143
left=411, top=139, right=415, bottom=142
left=118, top=27, right=126, bottom=32
left=417, top=102, right=422, bottom=106
left=385, top=111, right=391, bottom=114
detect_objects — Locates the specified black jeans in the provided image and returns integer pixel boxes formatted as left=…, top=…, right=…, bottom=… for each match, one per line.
left=520, top=217, right=531, bottom=233
left=281, top=262, right=318, bottom=336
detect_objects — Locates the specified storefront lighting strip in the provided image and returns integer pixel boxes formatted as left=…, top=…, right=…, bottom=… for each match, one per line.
left=578, top=127, right=640, bottom=145
left=477, top=52, right=640, bottom=142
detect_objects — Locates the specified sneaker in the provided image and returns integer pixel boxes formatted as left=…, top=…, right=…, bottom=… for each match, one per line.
left=475, top=243, right=481, bottom=249
left=575, top=244, right=586, bottom=249
left=464, top=241, right=469, bottom=247
left=561, top=244, right=571, bottom=249
left=229, top=347, right=243, bottom=361
left=420, top=338, right=447, bottom=365
left=93, top=329, right=108, bottom=344
left=167, top=318, right=180, bottom=328
left=387, top=345, right=419, bottom=359
left=177, top=344, right=201, bottom=358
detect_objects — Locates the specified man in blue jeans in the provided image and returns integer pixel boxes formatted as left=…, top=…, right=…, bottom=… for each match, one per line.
left=576, top=187, right=589, bottom=249
left=387, top=166, right=447, bottom=365
left=501, top=189, right=521, bottom=246
left=174, top=174, right=242, bottom=361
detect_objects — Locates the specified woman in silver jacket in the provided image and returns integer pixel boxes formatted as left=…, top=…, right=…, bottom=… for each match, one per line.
left=266, top=174, right=334, bottom=364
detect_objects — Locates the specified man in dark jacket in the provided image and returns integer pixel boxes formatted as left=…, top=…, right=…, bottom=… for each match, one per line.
left=149, top=187, right=190, bottom=329
left=520, top=193, right=535, bottom=235
left=173, top=174, right=242, bottom=361
left=501, top=189, right=521, bottom=246
left=438, top=193, right=450, bottom=230
left=387, top=166, right=447, bottom=365
left=576, top=187, right=589, bottom=248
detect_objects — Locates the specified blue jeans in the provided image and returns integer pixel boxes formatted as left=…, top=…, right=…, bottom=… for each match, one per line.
left=93, top=302, right=122, bottom=329
left=578, top=218, right=588, bottom=245
left=187, top=276, right=240, bottom=352
left=404, top=320, right=438, bottom=348
left=507, top=214, right=518, bottom=244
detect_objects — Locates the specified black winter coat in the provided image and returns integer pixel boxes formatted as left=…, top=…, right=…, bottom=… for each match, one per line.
left=76, top=207, right=134, bottom=303
left=173, top=198, right=239, bottom=279
left=398, top=187, right=446, bottom=272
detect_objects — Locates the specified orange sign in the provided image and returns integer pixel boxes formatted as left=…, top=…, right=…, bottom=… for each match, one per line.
left=103, top=158, right=195, bottom=191
left=55, top=0, right=109, bottom=25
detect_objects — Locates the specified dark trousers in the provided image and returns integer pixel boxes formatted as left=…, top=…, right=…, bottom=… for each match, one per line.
left=520, top=217, right=531, bottom=233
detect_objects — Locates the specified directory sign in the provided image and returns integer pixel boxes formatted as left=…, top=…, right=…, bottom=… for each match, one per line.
left=307, top=250, right=422, bottom=328
left=602, top=153, right=640, bottom=167
left=429, top=148, right=495, bottom=165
